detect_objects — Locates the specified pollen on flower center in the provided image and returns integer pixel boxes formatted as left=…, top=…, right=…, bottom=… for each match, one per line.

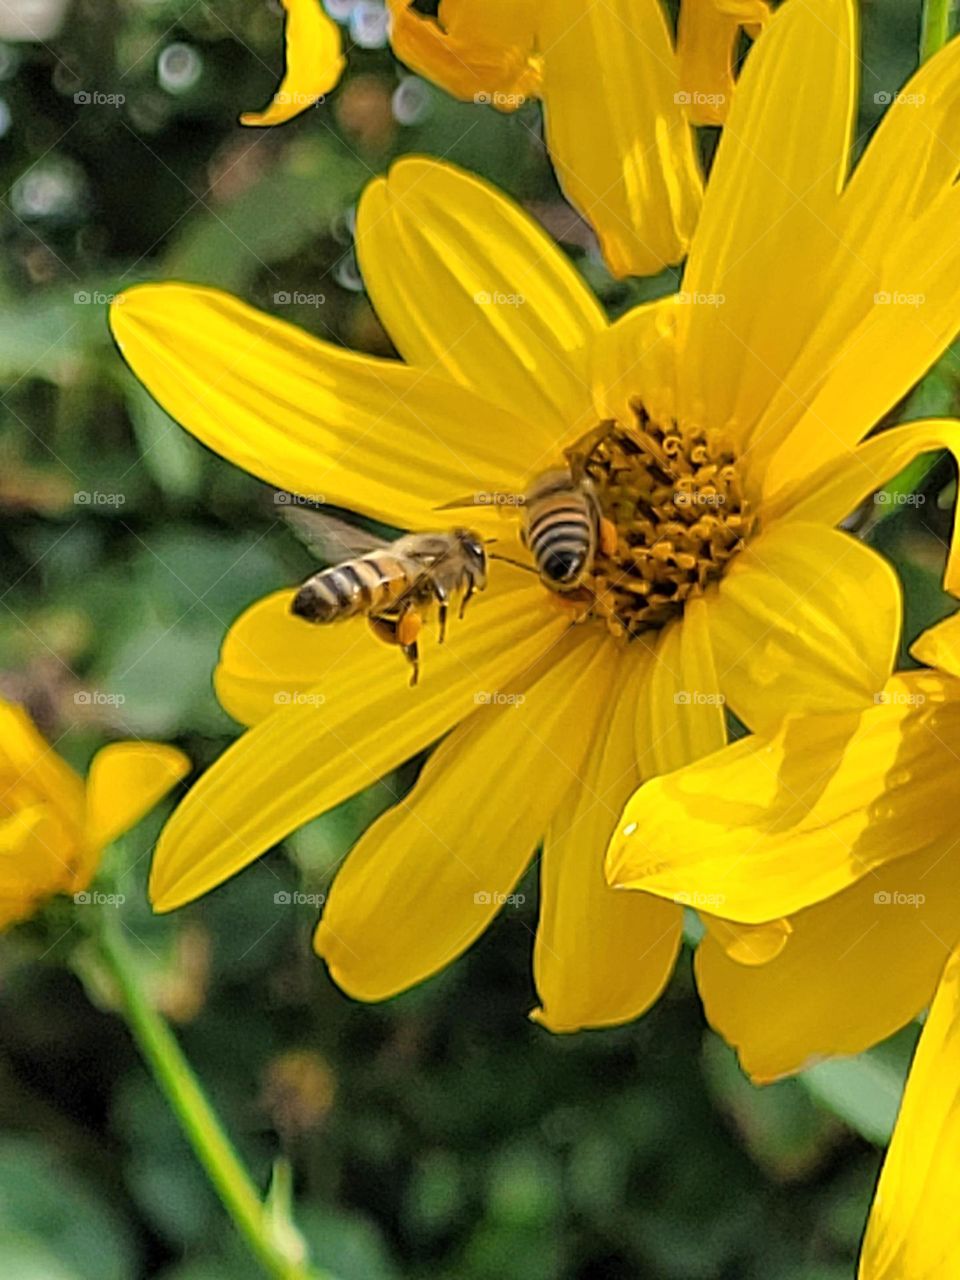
left=570, top=406, right=756, bottom=639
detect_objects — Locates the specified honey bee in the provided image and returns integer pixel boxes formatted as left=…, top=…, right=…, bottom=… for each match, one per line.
left=521, top=468, right=617, bottom=592
left=438, top=436, right=618, bottom=593
left=284, top=508, right=488, bottom=686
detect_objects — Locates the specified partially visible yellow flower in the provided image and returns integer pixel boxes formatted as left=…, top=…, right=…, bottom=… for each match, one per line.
left=250, top=0, right=703, bottom=277
left=608, top=612, right=960, bottom=1081
left=387, top=0, right=541, bottom=108
left=607, top=611, right=960, bottom=1274
left=0, top=697, right=188, bottom=928
left=242, top=1, right=773, bottom=274
left=677, top=0, right=771, bottom=125
left=241, top=0, right=345, bottom=128
left=858, top=940, right=960, bottom=1280
left=110, top=0, right=960, bottom=1031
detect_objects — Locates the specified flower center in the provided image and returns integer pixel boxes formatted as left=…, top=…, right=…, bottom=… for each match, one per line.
left=565, top=407, right=756, bottom=639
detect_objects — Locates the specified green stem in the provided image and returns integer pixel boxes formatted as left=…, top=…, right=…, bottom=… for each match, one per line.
left=97, top=917, right=325, bottom=1280
left=921, top=0, right=954, bottom=61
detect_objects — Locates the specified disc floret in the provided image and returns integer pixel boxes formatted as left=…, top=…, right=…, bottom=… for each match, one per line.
left=570, top=407, right=756, bottom=638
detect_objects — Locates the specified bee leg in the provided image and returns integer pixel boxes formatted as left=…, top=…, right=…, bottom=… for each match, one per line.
left=368, top=615, right=398, bottom=647
left=397, top=608, right=423, bottom=686
left=459, top=578, right=476, bottom=620
left=434, top=587, right=449, bottom=644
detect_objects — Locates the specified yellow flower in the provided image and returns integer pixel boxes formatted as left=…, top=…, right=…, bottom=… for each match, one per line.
left=387, top=0, right=707, bottom=275
left=0, top=698, right=188, bottom=928
left=857, top=939, right=960, bottom=1280
left=607, top=611, right=960, bottom=1275
left=248, top=0, right=703, bottom=276
left=240, top=0, right=345, bottom=128
left=677, top=0, right=771, bottom=125
left=112, top=0, right=960, bottom=1030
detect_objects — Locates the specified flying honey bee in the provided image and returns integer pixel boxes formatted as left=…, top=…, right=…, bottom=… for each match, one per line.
left=284, top=508, right=488, bottom=686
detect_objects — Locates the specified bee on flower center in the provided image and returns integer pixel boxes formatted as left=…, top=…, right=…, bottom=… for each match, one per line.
left=557, top=407, right=756, bottom=639
left=520, top=467, right=619, bottom=592
left=287, top=510, right=488, bottom=686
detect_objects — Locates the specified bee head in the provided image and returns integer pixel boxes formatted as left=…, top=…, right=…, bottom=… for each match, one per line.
left=454, top=529, right=488, bottom=584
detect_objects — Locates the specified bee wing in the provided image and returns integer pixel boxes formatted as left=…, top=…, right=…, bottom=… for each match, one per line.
left=434, top=492, right=524, bottom=512
left=282, top=507, right=390, bottom=565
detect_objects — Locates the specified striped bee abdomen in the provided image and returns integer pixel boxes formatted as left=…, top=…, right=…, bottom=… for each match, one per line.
left=292, top=554, right=403, bottom=623
left=523, top=473, right=598, bottom=590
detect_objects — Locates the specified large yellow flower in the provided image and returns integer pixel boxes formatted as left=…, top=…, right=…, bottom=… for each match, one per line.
left=112, top=0, right=960, bottom=1030
left=0, top=698, right=188, bottom=928
left=607, top=612, right=960, bottom=1276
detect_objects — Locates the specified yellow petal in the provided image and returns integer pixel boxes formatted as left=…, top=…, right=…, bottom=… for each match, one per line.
left=537, top=0, right=703, bottom=278
left=859, top=944, right=960, bottom=1280
left=759, top=186, right=960, bottom=498
left=912, top=611, right=960, bottom=679
left=150, top=572, right=568, bottom=911
left=240, top=0, right=345, bottom=127
left=633, top=600, right=785, bottom=967
left=767, top=420, right=960, bottom=596
left=315, top=630, right=615, bottom=1001
left=0, top=699, right=85, bottom=834
left=533, top=646, right=682, bottom=1032
left=637, top=597, right=727, bottom=776
left=677, top=0, right=770, bottom=126
left=700, top=915, right=791, bottom=967
left=843, top=35, right=960, bottom=272
left=707, top=523, right=901, bottom=732
left=590, top=297, right=679, bottom=431
left=215, top=589, right=367, bottom=727
left=695, top=838, right=960, bottom=1082
left=0, top=805, right=72, bottom=928
left=744, top=39, right=960, bottom=480
left=386, top=0, right=540, bottom=104
left=110, top=284, right=534, bottom=534
left=678, top=0, right=855, bottom=439
left=609, top=671, right=960, bottom=923
left=355, top=157, right=603, bottom=439
left=84, top=743, right=190, bottom=857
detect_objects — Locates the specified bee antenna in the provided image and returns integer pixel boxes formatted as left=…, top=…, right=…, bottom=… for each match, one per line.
left=489, top=552, right=538, bottom=576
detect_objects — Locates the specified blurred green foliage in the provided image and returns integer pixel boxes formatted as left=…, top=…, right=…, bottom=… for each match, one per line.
left=0, top=0, right=956, bottom=1277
